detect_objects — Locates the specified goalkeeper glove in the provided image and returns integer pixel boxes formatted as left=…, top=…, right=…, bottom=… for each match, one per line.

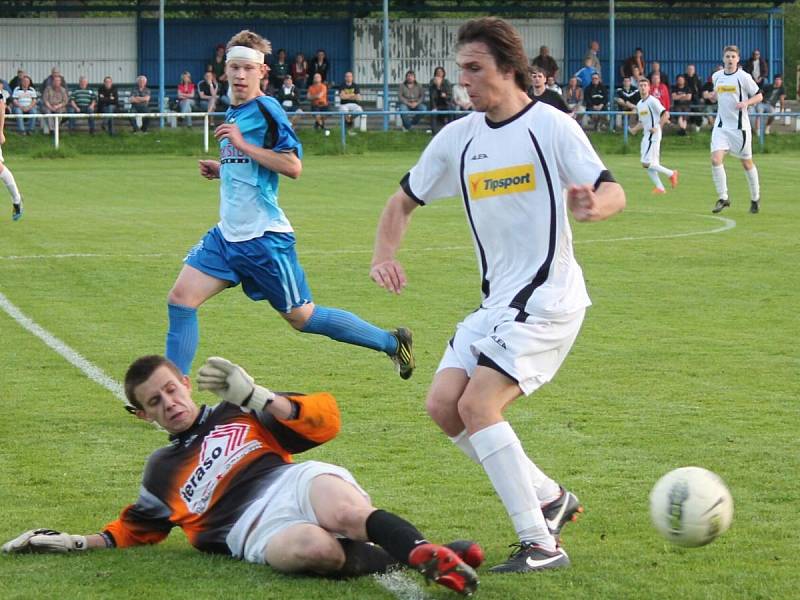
left=2, top=529, right=89, bottom=554
left=196, top=357, right=275, bottom=412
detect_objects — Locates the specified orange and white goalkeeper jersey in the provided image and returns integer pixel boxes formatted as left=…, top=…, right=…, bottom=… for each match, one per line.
left=104, top=393, right=340, bottom=554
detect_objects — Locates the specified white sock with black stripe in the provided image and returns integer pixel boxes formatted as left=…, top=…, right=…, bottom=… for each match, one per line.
left=0, top=166, right=21, bottom=204
left=712, top=164, right=728, bottom=200
left=744, top=166, right=760, bottom=202
left=652, top=164, right=674, bottom=177
left=647, top=168, right=664, bottom=190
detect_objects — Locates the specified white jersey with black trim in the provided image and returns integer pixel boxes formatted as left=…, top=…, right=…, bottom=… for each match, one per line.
left=636, top=95, right=666, bottom=138
left=713, top=68, right=760, bottom=130
left=402, top=101, right=612, bottom=317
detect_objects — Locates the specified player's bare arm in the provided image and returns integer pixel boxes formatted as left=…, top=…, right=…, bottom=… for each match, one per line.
left=567, top=181, right=626, bottom=222
left=736, top=92, right=762, bottom=110
left=198, top=159, right=221, bottom=179
left=659, top=110, right=670, bottom=129
left=370, top=188, right=418, bottom=294
left=215, top=123, right=302, bottom=179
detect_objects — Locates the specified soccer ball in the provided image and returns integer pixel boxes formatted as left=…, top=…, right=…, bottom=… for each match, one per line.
left=649, top=466, right=733, bottom=547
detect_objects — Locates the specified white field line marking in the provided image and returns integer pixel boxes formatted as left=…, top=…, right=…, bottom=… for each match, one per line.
left=0, top=214, right=736, bottom=262
left=373, top=571, right=431, bottom=600
left=0, top=290, right=126, bottom=402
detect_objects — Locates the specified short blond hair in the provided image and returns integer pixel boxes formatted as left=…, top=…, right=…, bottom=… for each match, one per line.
left=226, top=30, right=272, bottom=56
left=723, top=45, right=739, bottom=56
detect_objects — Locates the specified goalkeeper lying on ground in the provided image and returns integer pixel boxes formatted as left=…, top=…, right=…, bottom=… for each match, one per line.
left=2, top=355, right=482, bottom=596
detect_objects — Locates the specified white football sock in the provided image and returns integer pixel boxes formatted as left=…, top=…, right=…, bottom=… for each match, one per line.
left=0, top=167, right=21, bottom=204
left=527, top=458, right=561, bottom=504
left=647, top=168, right=664, bottom=190
left=450, top=430, right=480, bottom=463
left=452, top=429, right=560, bottom=503
left=652, top=164, right=674, bottom=177
left=712, top=165, right=728, bottom=200
left=470, top=422, right=555, bottom=549
left=744, top=166, right=760, bottom=202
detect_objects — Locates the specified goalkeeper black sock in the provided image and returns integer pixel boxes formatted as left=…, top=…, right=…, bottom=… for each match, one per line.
left=335, top=539, right=399, bottom=577
left=365, top=509, right=428, bottom=565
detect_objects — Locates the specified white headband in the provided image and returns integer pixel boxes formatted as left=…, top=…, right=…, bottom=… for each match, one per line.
left=226, top=46, right=265, bottom=64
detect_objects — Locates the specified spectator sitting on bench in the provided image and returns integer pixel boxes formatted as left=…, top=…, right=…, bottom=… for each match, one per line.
left=68, top=76, right=96, bottom=134
left=198, top=71, right=221, bottom=120
left=307, top=72, right=329, bottom=132
left=337, top=71, right=363, bottom=132
left=177, top=71, right=196, bottom=127
left=398, top=70, right=427, bottom=131
left=129, top=75, right=151, bottom=133
left=12, top=75, right=39, bottom=135
left=42, top=74, right=69, bottom=135
left=291, top=53, right=309, bottom=90
left=97, top=76, right=119, bottom=136
left=276, top=74, right=303, bottom=127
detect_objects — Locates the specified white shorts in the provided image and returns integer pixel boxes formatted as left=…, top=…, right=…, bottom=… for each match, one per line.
left=437, top=307, right=586, bottom=395
left=640, top=132, right=661, bottom=165
left=0, top=144, right=4, bottom=162
left=225, top=461, right=370, bottom=564
left=711, top=127, right=752, bottom=159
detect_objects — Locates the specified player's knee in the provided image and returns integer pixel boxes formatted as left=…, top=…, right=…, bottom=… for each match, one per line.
left=166, top=287, right=185, bottom=306
left=641, top=163, right=650, bottom=169
left=457, top=393, right=496, bottom=429
left=273, top=529, right=344, bottom=574
left=327, top=502, right=370, bottom=538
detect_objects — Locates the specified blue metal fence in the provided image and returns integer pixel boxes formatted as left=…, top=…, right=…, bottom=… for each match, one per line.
left=137, top=18, right=353, bottom=88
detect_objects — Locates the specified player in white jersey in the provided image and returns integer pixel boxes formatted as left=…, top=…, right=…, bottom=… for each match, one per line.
left=0, top=94, right=24, bottom=221
left=629, top=77, right=678, bottom=194
left=370, top=17, right=625, bottom=574
left=709, top=45, right=763, bottom=214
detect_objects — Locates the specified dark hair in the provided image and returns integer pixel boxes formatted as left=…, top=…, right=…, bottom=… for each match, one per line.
left=456, top=17, right=531, bottom=91
left=124, top=355, right=182, bottom=412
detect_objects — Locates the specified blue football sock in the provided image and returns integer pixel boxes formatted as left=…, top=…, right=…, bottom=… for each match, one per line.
left=166, top=303, right=199, bottom=375
left=301, top=305, right=398, bottom=355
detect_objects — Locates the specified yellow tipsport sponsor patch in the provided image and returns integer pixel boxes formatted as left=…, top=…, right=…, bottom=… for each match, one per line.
left=717, top=85, right=737, bottom=93
left=468, top=164, right=536, bottom=200
left=639, top=110, right=649, bottom=117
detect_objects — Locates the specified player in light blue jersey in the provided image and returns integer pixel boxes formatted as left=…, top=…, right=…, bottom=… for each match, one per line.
left=165, top=30, right=414, bottom=379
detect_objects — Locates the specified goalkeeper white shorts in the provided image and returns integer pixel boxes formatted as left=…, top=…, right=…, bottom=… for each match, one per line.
left=226, top=461, right=369, bottom=565
left=437, top=306, right=585, bottom=396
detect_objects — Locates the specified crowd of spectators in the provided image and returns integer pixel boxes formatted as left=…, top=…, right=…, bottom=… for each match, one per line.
left=541, top=41, right=790, bottom=135
left=0, top=40, right=790, bottom=137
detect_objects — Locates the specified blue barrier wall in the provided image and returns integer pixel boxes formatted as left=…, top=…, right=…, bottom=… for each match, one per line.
left=138, top=19, right=352, bottom=87
left=565, top=19, right=784, bottom=85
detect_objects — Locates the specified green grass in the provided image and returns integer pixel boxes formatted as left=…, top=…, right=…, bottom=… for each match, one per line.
left=0, top=148, right=797, bottom=599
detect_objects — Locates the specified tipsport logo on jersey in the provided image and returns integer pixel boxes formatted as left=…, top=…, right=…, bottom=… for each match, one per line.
left=180, top=423, right=262, bottom=514
left=468, top=164, right=536, bottom=200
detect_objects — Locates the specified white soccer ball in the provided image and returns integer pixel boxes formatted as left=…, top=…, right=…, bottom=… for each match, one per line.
left=649, top=466, right=733, bottom=547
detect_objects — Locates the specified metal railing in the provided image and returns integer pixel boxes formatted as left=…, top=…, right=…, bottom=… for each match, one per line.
left=9, top=108, right=800, bottom=152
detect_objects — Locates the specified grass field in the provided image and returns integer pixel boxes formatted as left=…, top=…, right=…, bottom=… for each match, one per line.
left=0, top=146, right=797, bottom=599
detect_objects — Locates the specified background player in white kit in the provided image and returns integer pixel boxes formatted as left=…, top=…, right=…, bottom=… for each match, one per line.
left=629, top=77, right=678, bottom=195
left=0, top=94, right=24, bottom=221
left=370, top=17, right=625, bottom=574
left=709, top=45, right=763, bottom=214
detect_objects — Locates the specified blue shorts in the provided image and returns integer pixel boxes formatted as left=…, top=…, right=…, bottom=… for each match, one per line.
left=185, top=226, right=312, bottom=312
